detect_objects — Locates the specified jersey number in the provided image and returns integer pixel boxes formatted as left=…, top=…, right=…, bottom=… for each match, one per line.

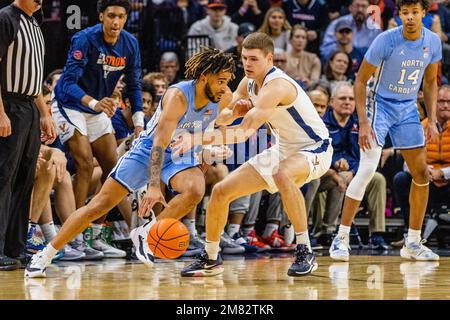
left=398, top=69, right=420, bottom=85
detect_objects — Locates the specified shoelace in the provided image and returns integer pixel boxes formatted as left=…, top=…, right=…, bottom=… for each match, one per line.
left=31, top=252, right=45, bottom=266
left=294, top=246, right=311, bottom=264
left=337, top=236, right=351, bottom=251
left=221, top=233, right=236, bottom=245
left=410, top=239, right=432, bottom=255
left=191, top=252, right=210, bottom=267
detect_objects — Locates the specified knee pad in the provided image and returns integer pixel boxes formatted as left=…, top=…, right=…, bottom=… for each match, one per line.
left=346, top=146, right=382, bottom=201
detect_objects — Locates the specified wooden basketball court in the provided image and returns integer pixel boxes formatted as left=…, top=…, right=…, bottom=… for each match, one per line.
left=1, top=251, right=449, bottom=300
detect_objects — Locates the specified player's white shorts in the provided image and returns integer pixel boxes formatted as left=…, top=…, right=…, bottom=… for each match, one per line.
left=248, top=139, right=332, bottom=193
left=52, top=99, right=113, bottom=144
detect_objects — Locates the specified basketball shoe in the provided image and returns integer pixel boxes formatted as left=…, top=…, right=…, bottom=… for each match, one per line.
left=130, top=220, right=155, bottom=266
left=262, top=229, right=285, bottom=248
left=70, top=239, right=104, bottom=260
left=400, top=237, right=439, bottom=261
left=180, top=250, right=224, bottom=277
left=287, top=244, right=318, bottom=277
left=181, top=233, right=204, bottom=257
left=25, top=251, right=51, bottom=278
left=246, top=230, right=271, bottom=252
left=329, top=234, right=351, bottom=261
left=220, top=232, right=245, bottom=254
left=91, top=237, right=126, bottom=258
left=232, top=233, right=259, bottom=253
left=25, top=224, right=46, bottom=255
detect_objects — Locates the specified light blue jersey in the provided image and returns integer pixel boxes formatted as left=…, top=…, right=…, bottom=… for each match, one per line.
left=364, top=26, right=442, bottom=149
left=366, top=26, right=441, bottom=103
left=110, top=80, right=219, bottom=192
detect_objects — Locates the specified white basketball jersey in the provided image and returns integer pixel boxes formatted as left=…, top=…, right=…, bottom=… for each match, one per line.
left=247, top=67, right=329, bottom=150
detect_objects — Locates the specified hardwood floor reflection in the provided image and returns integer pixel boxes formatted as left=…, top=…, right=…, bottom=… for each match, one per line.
left=1, top=255, right=449, bottom=300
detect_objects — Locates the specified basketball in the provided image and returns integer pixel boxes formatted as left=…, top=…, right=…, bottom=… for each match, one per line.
left=147, top=218, right=190, bottom=259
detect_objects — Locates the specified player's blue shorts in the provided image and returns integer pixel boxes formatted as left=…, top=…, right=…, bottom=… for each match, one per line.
left=368, top=97, right=425, bottom=149
left=109, top=137, right=200, bottom=193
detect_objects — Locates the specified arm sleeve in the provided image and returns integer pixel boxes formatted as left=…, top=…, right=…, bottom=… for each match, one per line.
left=0, top=14, right=14, bottom=59
left=364, top=32, right=391, bottom=67
left=58, top=33, right=90, bottom=103
left=124, top=39, right=142, bottom=115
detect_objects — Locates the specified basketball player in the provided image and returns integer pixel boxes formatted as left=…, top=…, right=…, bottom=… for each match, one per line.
left=25, top=48, right=236, bottom=278
left=51, top=0, right=143, bottom=257
left=329, top=0, right=441, bottom=261
left=174, top=32, right=333, bottom=277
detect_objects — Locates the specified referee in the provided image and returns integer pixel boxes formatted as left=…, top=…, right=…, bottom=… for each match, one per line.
left=0, top=0, right=56, bottom=271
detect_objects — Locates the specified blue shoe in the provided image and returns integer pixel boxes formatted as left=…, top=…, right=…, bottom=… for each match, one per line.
left=25, top=225, right=46, bottom=256
left=369, top=234, right=390, bottom=251
left=310, top=235, right=323, bottom=250
left=181, top=234, right=204, bottom=257
left=287, top=244, right=318, bottom=277
left=51, top=249, right=65, bottom=262
left=232, top=233, right=259, bottom=253
left=181, top=250, right=224, bottom=277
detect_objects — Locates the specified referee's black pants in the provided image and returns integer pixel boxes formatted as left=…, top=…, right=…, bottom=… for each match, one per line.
left=0, top=96, right=40, bottom=258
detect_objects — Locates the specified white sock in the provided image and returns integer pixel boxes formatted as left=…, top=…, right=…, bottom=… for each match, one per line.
left=42, top=243, right=58, bottom=261
left=296, top=231, right=311, bottom=252
left=40, top=221, right=57, bottom=242
left=28, top=220, right=38, bottom=231
left=407, top=228, right=421, bottom=244
left=227, top=224, right=240, bottom=238
left=338, top=224, right=351, bottom=237
left=92, top=223, right=103, bottom=239
left=262, top=223, right=279, bottom=238
left=182, top=219, right=196, bottom=237
left=242, top=226, right=254, bottom=237
left=205, top=240, right=220, bottom=260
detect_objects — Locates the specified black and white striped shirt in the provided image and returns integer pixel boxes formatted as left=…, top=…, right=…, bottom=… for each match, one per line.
left=0, top=4, right=45, bottom=97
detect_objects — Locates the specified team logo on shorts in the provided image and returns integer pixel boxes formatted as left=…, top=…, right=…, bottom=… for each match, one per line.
left=313, top=155, right=320, bottom=167
left=59, top=123, right=68, bottom=133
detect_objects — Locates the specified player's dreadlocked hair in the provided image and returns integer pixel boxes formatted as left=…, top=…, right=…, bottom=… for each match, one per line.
left=184, top=47, right=236, bottom=80
left=396, top=0, right=429, bottom=11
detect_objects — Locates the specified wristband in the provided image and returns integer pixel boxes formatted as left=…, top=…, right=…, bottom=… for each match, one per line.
left=88, top=99, right=99, bottom=110
left=132, top=111, right=145, bottom=128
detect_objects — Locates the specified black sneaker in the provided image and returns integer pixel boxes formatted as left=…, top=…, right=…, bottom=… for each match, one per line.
left=287, top=244, right=318, bottom=277
left=0, top=255, right=20, bottom=271
left=180, top=250, right=224, bottom=277
left=369, top=234, right=390, bottom=251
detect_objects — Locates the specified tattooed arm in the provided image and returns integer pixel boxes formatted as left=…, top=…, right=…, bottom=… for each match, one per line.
left=137, top=88, right=187, bottom=217
left=172, top=78, right=295, bottom=154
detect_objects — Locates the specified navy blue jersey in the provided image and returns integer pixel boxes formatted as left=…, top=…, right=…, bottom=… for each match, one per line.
left=322, top=109, right=360, bottom=175
left=54, top=24, right=142, bottom=115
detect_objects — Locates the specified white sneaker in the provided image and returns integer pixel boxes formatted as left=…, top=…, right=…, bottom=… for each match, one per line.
left=400, top=239, right=440, bottom=261
left=130, top=220, right=155, bottom=266
left=91, top=239, right=126, bottom=258
left=25, top=251, right=51, bottom=278
left=329, top=234, right=350, bottom=262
